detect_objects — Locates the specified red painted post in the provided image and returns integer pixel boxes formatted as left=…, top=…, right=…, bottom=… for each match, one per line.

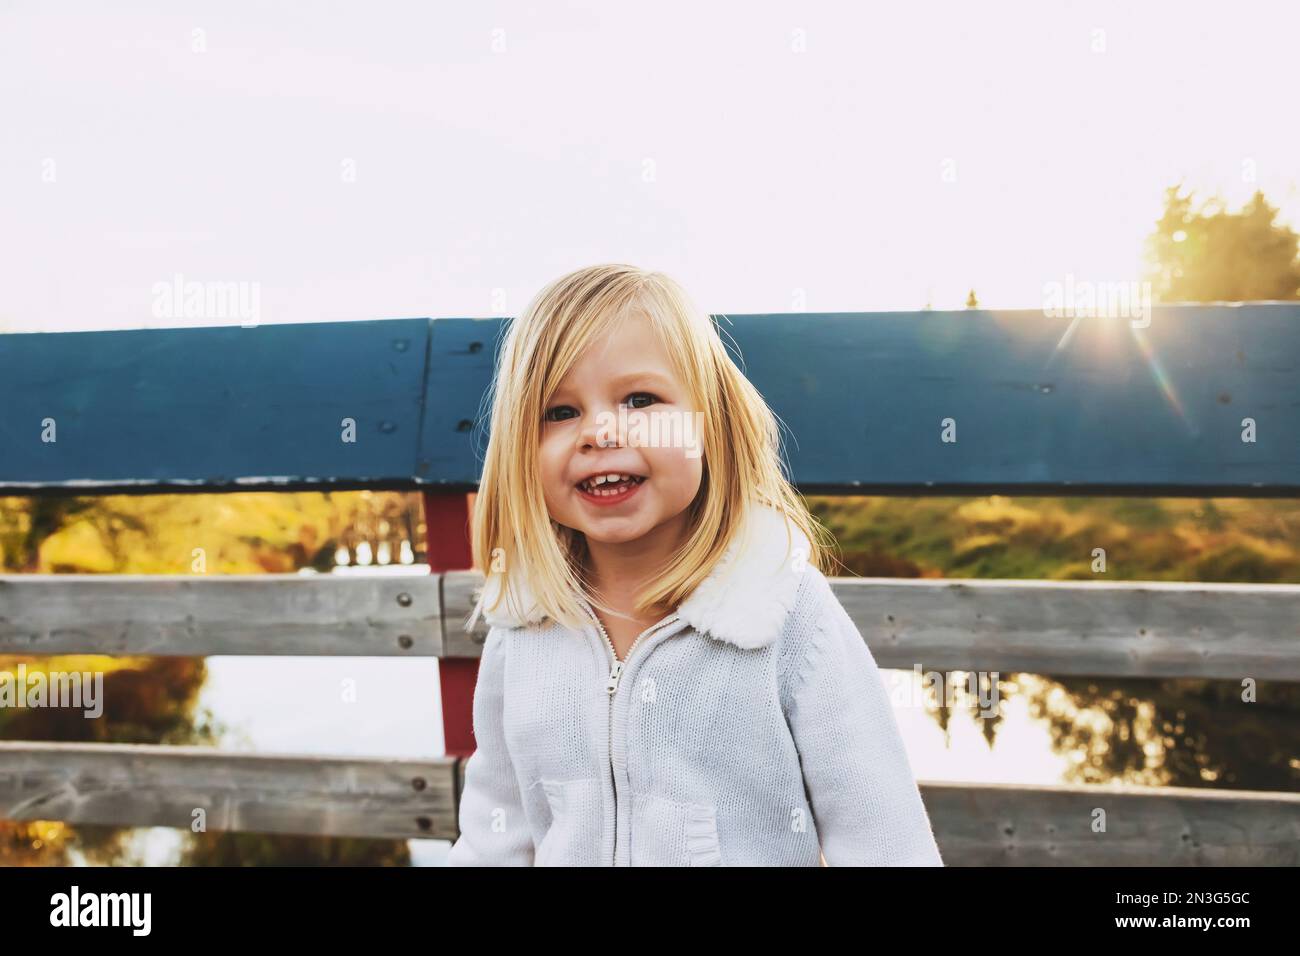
left=423, top=491, right=478, bottom=759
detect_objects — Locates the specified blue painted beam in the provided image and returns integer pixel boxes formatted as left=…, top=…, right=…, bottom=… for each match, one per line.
left=1, top=305, right=1297, bottom=496
left=725, top=304, right=1300, bottom=497
left=0, top=319, right=431, bottom=494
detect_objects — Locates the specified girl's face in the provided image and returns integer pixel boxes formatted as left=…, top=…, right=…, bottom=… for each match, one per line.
left=539, top=315, right=704, bottom=546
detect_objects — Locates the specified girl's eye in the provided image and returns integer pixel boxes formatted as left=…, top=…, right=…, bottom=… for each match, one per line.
left=543, top=392, right=660, bottom=423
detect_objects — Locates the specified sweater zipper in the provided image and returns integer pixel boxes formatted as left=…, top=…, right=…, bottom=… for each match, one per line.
left=580, top=600, right=680, bottom=866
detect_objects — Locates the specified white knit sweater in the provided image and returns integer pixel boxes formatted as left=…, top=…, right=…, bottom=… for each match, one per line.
left=447, top=503, right=944, bottom=866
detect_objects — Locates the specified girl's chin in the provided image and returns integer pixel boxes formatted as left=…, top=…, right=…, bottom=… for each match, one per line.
left=580, top=525, right=656, bottom=547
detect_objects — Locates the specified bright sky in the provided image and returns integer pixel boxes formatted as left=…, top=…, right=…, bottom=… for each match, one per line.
left=2, top=0, right=1297, bottom=333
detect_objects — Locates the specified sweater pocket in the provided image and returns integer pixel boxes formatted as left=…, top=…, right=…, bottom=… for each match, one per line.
left=535, top=777, right=603, bottom=867
left=629, top=792, right=723, bottom=866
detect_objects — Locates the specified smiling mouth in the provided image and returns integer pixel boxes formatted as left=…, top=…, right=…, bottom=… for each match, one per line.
left=574, top=475, right=647, bottom=496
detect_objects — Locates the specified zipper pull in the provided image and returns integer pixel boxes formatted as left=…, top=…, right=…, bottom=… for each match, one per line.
left=606, top=660, right=624, bottom=695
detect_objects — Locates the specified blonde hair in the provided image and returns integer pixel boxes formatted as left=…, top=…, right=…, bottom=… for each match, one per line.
left=465, top=263, right=835, bottom=634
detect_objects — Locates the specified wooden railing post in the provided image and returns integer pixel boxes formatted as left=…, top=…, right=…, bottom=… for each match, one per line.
left=423, top=492, right=477, bottom=759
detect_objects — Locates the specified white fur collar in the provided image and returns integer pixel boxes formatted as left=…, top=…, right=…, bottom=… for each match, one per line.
left=478, top=503, right=810, bottom=650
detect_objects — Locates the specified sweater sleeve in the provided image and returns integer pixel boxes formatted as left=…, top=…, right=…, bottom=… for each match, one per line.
left=446, top=626, right=535, bottom=866
left=785, top=592, right=944, bottom=866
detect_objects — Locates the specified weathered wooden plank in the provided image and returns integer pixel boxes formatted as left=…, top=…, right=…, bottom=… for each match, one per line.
left=0, top=317, right=431, bottom=494
left=441, top=570, right=1300, bottom=680
left=725, top=305, right=1300, bottom=497
left=0, top=573, right=442, bottom=656
left=834, top=576, right=1300, bottom=681
left=3, top=742, right=1292, bottom=863
left=3, top=305, right=1298, bottom=495
left=440, top=568, right=491, bottom=657
left=0, top=741, right=458, bottom=840
left=920, top=780, right=1300, bottom=866
left=411, top=305, right=1300, bottom=494
left=4, top=571, right=1297, bottom=679
left=417, top=317, right=500, bottom=487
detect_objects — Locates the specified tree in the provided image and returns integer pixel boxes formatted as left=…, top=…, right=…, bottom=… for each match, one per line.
left=1145, top=186, right=1300, bottom=302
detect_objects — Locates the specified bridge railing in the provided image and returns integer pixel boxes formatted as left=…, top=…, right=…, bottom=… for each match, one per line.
left=2, top=305, right=1298, bottom=865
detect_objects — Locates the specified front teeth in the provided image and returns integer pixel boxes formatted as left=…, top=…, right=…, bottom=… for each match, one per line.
left=579, top=473, right=644, bottom=494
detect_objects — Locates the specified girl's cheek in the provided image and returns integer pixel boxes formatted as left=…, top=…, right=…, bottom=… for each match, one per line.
left=645, top=452, right=702, bottom=488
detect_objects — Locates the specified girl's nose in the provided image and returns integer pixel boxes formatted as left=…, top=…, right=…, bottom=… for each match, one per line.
left=577, top=405, right=621, bottom=450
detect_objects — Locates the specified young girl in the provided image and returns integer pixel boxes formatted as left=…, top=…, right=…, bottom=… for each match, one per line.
left=447, top=264, right=943, bottom=866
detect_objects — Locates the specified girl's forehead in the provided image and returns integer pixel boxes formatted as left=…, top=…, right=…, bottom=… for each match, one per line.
left=562, top=320, right=678, bottom=375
